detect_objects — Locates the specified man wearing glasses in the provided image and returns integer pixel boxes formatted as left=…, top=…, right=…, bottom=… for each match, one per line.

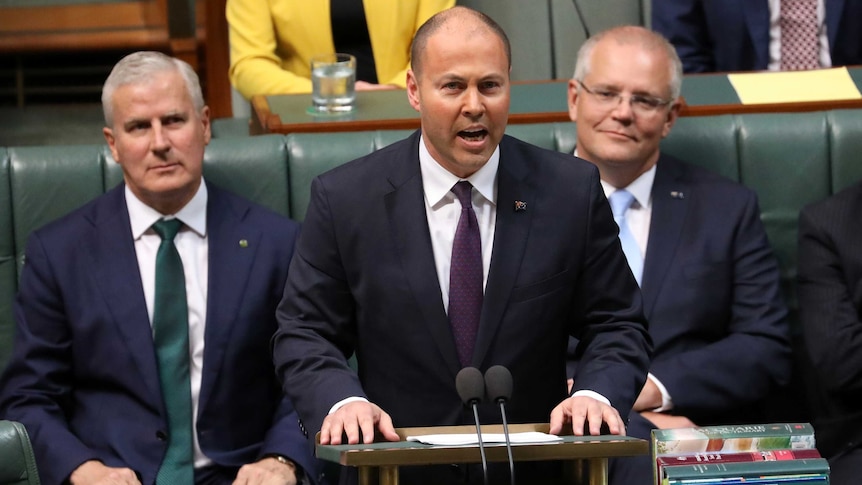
left=565, top=26, right=792, bottom=484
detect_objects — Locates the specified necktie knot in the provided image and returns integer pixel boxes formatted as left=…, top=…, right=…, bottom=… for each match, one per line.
left=153, top=218, right=183, bottom=242
left=609, top=190, right=635, bottom=221
left=452, top=181, right=474, bottom=210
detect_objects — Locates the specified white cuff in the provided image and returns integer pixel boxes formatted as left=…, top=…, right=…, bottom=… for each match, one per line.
left=647, top=373, right=673, bottom=412
left=571, top=389, right=611, bottom=406
left=328, top=396, right=369, bottom=415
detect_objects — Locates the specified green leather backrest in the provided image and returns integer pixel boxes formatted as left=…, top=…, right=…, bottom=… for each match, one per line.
left=9, top=145, right=107, bottom=273
left=286, top=130, right=412, bottom=221
left=0, top=420, right=40, bottom=485
left=0, top=150, right=13, bottom=373
left=830, top=109, right=862, bottom=192
left=738, top=113, right=832, bottom=331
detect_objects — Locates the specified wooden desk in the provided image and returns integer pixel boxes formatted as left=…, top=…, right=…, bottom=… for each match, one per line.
left=315, top=423, right=648, bottom=485
left=252, top=68, right=862, bottom=135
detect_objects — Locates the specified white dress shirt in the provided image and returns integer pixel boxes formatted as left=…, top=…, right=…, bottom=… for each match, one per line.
left=126, top=181, right=212, bottom=468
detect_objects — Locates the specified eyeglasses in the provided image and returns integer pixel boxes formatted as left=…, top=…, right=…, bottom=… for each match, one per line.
left=576, top=80, right=673, bottom=115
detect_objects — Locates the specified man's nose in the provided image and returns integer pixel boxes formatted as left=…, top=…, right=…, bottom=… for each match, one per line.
left=610, top=95, right=635, bottom=120
left=151, top=123, right=170, bottom=151
left=462, top=88, right=484, bottom=117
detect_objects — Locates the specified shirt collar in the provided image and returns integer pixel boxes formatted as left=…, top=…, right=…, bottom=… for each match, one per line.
left=126, top=179, right=208, bottom=239
left=599, top=164, right=656, bottom=210
left=418, top=134, right=499, bottom=209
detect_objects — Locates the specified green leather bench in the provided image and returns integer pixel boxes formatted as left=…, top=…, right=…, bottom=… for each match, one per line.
left=2, top=109, right=861, bottom=423
left=0, top=420, right=40, bottom=485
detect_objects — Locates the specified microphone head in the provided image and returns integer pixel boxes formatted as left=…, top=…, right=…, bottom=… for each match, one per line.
left=456, top=367, right=485, bottom=405
left=485, top=365, right=513, bottom=403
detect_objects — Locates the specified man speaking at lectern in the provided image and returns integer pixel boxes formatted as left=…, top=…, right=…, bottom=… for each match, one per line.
left=273, top=6, right=652, bottom=483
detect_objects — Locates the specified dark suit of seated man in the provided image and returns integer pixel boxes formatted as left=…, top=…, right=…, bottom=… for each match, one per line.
left=0, top=51, right=321, bottom=485
left=798, top=182, right=862, bottom=485
left=652, top=0, right=862, bottom=73
left=271, top=6, right=652, bottom=485
left=565, top=26, right=792, bottom=485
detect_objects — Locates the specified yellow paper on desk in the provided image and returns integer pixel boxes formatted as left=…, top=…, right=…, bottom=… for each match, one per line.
left=728, top=67, right=862, bottom=104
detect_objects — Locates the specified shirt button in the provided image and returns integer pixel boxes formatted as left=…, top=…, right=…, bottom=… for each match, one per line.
left=156, top=430, right=168, bottom=441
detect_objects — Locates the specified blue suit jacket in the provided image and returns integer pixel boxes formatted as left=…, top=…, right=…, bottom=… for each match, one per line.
left=652, top=0, right=862, bottom=73
left=274, top=131, right=652, bottom=444
left=0, top=183, right=318, bottom=485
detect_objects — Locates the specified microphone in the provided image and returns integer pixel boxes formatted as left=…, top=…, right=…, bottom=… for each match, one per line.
left=456, top=367, right=489, bottom=485
left=572, top=0, right=591, bottom=39
left=485, top=365, right=515, bottom=485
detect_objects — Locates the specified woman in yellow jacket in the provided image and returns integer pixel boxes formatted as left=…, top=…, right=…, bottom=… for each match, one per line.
left=227, top=0, right=454, bottom=100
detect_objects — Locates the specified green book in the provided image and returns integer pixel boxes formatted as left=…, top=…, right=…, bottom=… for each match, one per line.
left=653, top=424, right=816, bottom=456
left=660, top=458, right=829, bottom=484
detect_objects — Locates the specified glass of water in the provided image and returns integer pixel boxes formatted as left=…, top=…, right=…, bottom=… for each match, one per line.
left=310, top=53, right=356, bottom=113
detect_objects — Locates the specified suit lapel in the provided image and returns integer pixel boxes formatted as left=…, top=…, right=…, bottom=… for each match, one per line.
left=744, top=1, right=771, bottom=69
left=90, top=187, right=163, bottom=401
left=473, top=139, right=534, bottom=367
left=198, top=187, right=258, bottom=407
left=642, top=157, right=689, bottom=317
left=384, top=135, right=461, bottom=375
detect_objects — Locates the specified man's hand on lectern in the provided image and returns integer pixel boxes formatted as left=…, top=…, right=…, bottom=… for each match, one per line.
left=320, top=401, right=400, bottom=445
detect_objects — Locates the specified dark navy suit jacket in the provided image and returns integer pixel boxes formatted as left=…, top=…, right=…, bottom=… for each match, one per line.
left=652, top=0, right=862, bottom=73
left=0, top=183, right=318, bottom=485
left=638, top=154, right=790, bottom=423
left=569, top=154, right=791, bottom=426
left=273, top=131, right=652, bottom=446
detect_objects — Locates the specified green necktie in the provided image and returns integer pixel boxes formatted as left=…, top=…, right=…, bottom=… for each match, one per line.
left=151, top=218, right=194, bottom=484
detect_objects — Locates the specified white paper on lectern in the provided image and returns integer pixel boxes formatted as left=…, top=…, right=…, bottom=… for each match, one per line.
left=406, top=432, right=563, bottom=446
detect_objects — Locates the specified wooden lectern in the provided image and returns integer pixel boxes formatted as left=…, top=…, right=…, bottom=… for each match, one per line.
left=315, top=423, right=648, bottom=485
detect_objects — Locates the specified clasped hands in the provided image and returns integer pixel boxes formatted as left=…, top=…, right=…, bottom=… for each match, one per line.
left=69, top=457, right=298, bottom=485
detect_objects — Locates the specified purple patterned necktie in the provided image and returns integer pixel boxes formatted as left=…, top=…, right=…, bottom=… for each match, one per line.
left=449, top=181, right=482, bottom=367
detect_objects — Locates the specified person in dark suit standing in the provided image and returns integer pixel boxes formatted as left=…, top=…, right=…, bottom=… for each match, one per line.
left=797, top=183, right=862, bottom=484
left=652, top=0, right=862, bottom=73
left=272, top=6, right=652, bottom=484
left=0, top=51, right=320, bottom=485
left=565, top=26, right=792, bottom=484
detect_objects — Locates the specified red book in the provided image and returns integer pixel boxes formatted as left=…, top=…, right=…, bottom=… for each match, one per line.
left=657, top=448, right=822, bottom=468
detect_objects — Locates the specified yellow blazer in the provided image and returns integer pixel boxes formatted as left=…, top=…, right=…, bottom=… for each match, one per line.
left=227, top=0, right=454, bottom=99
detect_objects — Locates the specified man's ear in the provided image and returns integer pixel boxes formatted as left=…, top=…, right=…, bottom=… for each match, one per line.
left=567, top=79, right=580, bottom=123
left=406, top=69, right=421, bottom=112
left=103, top=127, right=120, bottom=163
left=200, top=105, right=212, bottom=145
left=662, top=101, right=681, bottom=138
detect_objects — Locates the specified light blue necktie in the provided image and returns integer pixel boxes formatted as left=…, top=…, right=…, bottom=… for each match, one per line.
left=609, top=190, right=643, bottom=286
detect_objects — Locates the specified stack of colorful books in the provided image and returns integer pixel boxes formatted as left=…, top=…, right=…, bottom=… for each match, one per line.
left=652, top=423, right=829, bottom=484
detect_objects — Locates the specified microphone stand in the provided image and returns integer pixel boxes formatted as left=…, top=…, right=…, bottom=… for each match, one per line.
left=497, top=399, right=515, bottom=485
left=470, top=400, right=489, bottom=485
left=485, top=365, right=516, bottom=485
left=457, top=367, right=489, bottom=485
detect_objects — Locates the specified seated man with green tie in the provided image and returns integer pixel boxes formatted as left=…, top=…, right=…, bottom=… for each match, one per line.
left=0, top=51, right=321, bottom=485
